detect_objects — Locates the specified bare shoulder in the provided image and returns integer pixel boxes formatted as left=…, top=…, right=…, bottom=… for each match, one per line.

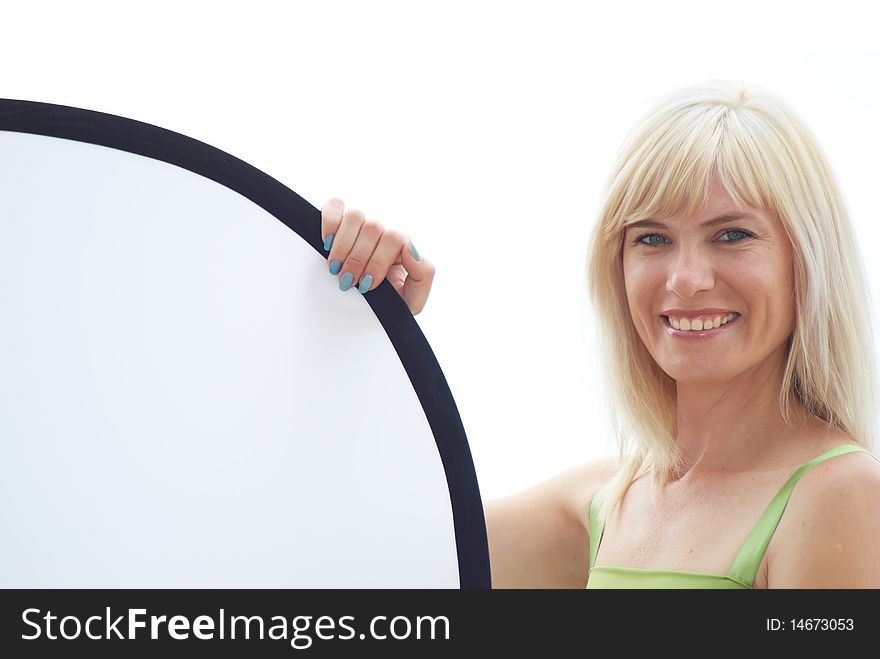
left=491, top=455, right=620, bottom=533
left=548, top=456, right=621, bottom=528
left=769, top=447, right=880, bottom=588
left=483, top=456, right=619, bottom=588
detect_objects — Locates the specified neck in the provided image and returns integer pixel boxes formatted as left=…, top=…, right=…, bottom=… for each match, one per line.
left=670, top=344, right=810, bottom=482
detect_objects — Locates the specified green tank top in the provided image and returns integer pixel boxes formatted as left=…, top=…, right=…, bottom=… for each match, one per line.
left=586, top=443, right=876, bottom=589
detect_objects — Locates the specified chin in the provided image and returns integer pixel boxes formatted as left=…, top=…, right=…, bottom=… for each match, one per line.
left=668, top=374, right=735, bottom=387
left=658, top=360, right=738, bottom=385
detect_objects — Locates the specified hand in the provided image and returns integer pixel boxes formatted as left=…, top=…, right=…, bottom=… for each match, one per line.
left=320, top=198, right=435, bottom=315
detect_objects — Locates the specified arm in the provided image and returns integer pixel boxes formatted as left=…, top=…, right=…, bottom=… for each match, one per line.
left=768, top=453, right=880, bottom=588
left=484, top=457, right=618, bottom=589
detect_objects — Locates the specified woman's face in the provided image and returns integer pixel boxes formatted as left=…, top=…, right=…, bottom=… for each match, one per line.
left=621, top=177, right=796, bottom=385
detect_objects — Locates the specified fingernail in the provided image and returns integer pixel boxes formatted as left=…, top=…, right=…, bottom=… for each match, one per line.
left=358, top=274, right=373, bottom=294
left=323, top=233, right=334, bottom=251
left=408, top=240, right=421, bottom=262
left=339, top=272, right=354, bottom=291
left=329, top=260, right=342, bottom=275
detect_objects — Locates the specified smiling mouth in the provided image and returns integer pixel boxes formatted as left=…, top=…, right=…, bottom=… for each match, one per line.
left=660, top=312, right=741, bottom=336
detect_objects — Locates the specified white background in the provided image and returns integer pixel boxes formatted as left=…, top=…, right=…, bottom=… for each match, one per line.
left=2, top=0, right=877, bottom=500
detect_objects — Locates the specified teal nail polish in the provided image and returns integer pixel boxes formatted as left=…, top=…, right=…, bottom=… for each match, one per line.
left=323, top=233, right=334, bottom=251
left=340, top=272, right=354, bottom=291
left=329, top=260, right=342, bottom=275
left=358, top=274, right=373, bottom=294
left=408, top=240, right=421, bottom=262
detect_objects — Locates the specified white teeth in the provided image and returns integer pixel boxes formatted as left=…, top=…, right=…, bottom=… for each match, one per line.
left=666, top=312, right=737, bottom=331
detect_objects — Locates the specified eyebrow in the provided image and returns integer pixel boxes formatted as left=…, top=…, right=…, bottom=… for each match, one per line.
left=625, top=211, right=761, bottom=231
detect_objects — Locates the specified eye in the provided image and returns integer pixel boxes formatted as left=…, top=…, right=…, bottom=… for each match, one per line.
left=632, top=228, right=755, bottom=247
left=633, top=233, right=669, bottom=247
left=717, top=228, right=754, bottom=242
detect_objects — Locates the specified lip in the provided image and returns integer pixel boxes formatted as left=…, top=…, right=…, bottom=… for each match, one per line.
left=659, top=308, right=737, bottom=316
left=660, top=312, right=740, bottom=339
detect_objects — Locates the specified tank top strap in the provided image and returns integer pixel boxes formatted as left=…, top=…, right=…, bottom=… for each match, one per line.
left=588, top=483, right=610, bottom=570
left=726, top=443, right=876, bottom=587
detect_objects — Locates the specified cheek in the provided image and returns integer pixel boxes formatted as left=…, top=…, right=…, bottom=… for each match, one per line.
left=623, top=259, right=662, bottom=331
left=778, top=264, right=797, bottom=332
left=780, top=244, right=797, bottom=327
left=736, top=254, right=795, bottom=332
left=622, top=259, right=642, bottom=316
left=624, top=257, right=661, bottom=296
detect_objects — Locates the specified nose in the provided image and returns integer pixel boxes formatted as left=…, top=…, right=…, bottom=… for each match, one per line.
left=665, top=245, right=716, bottom=299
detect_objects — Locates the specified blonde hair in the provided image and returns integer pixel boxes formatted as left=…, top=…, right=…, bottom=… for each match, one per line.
left=586, top=79, right=878, bottom=523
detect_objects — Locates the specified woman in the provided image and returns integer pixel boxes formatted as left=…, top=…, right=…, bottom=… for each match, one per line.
left=319, top=80, right=880, bottom=588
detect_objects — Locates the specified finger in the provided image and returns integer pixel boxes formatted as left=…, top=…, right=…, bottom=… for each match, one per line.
left=400, top=240, right=435, bottom=315
left=356, top=230, right=408, bottom=294
left=326, top=207, right=366, bottom=278
left=336, top=219, right=385, bottom=292
left=320, top=198, right=345, bottom=252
